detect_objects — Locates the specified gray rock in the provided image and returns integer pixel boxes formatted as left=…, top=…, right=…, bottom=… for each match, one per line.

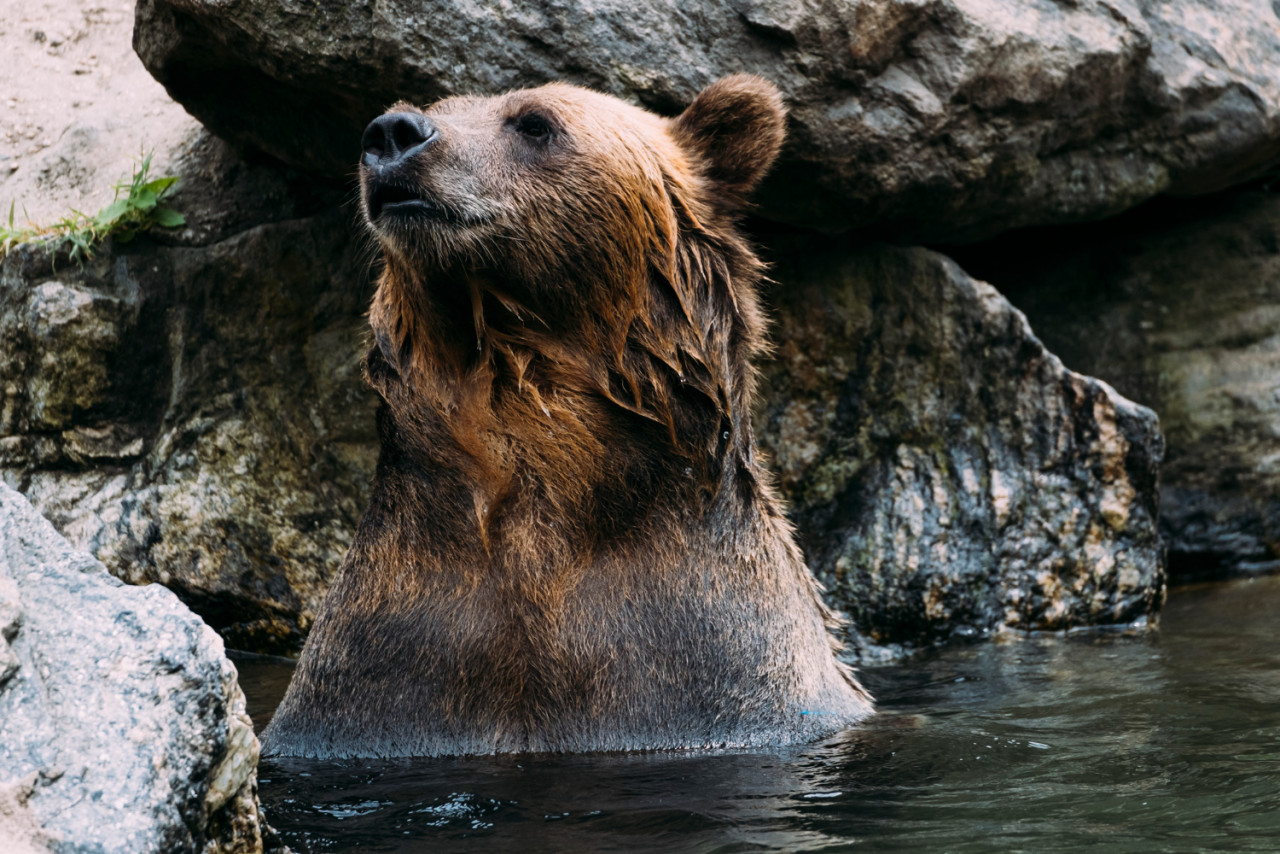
left=0, top=482, right=273, bottom=853
left=756, top=243, right=1165, bottom=658
left=964, top=188, right=1280, bottom=578
left=134, top=0, right=1280, bottom=241
left=0, top=139, right=378, bottom=654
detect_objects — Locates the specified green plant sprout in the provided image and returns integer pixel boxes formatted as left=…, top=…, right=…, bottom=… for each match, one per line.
left=0, top=152, right=186, bottom=263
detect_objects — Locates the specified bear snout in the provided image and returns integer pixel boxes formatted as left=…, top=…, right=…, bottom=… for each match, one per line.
left=361, top=111, right=438, bottom=171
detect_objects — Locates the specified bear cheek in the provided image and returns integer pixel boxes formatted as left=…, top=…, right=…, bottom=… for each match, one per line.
left=438, top=146, right=514, bottom=224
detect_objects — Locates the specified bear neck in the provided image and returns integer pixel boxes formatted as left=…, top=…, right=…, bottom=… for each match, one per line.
left=362, top=228, right=768, bottom=560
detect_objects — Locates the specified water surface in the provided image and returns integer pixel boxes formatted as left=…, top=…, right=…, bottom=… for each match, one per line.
left=239, top=575, right=1280, bottom=852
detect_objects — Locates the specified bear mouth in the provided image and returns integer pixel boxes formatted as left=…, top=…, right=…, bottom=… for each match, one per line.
left=367, top=181, right=453, bottom=222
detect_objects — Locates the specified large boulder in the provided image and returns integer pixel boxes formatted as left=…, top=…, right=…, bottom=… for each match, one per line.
left=960, top=188, right=1280, bottom=579
left=0, top=482, right=274, bottom=852
left=0, top=135, right=378, bottom=654
left=756, top=243, right=1165, bottom=657
left=133, top=0, right=1280, bottom=241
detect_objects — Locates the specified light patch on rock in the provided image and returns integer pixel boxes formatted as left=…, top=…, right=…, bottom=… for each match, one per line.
left=990, top=469, right=1012, bottom=526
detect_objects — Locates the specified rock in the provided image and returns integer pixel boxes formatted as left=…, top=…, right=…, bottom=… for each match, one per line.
left=0, top=138, right=377, bottom=654
left=0, top=481, right=275, bottom=852
left=955, top=188, right=1280, bottom=579
left=133, top=0, right=1280, bottom=241
left=755, top=242, right=1165, bottom=658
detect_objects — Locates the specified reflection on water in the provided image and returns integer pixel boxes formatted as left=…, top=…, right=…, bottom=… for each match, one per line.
left=238, top=576, right=1280, bottom=852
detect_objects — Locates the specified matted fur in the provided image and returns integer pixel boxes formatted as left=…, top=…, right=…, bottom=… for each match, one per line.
left=262, top=75, right=872, bottom=757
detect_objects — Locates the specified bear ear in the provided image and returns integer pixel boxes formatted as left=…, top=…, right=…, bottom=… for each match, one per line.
left=671, top=74, right=786, bottom=198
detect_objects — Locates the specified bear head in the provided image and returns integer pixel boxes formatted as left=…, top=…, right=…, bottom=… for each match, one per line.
left=358, top=75, right=786, bottom=491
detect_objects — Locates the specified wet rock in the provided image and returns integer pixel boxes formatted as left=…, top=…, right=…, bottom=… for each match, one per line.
left=957, top=188, right=1280, bottom=579
left=0, top=140, right=377, bottom=653
left=756, top=242, right=1164, bottom=658
left=134, top=0, right=1280, bottom=241
left=0, top=482, right=275, bottom=852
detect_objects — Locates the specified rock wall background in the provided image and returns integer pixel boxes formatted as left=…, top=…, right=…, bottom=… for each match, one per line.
left=1, top=135, right=376, bottom=653
left=4, top=0, right=1280, bottom=668
left=757, top=243, right=1163, bottom=656
left=132, top=0, right=1280, bottom=240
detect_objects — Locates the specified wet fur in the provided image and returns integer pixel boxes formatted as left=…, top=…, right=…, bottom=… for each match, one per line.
left=262, top=75, right=872, bottom=757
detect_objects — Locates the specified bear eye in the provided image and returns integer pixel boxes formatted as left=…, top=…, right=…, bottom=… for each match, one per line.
left=511, top=112, right=554, bottom=142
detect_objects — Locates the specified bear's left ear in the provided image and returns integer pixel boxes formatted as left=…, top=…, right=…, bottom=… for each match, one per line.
left=672, top=74, right=786, bottom=198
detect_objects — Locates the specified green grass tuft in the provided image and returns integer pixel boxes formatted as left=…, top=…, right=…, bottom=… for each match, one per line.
left=0, top=151, right=186, bottom=264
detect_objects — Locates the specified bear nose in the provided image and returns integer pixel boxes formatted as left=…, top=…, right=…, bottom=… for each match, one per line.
left=361, top=112, right=438, bottom=168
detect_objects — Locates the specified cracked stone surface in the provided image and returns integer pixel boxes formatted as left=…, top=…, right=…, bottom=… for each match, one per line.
left=961, top=188, right=1280, bottom=580
left=0, top=135, right=378, bottom=653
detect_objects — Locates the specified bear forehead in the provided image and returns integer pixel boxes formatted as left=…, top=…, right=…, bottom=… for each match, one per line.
left=424, top=85, right=676, bottom=148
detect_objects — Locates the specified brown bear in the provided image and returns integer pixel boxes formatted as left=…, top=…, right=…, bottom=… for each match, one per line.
left=261, top=75, right=873, bottom=757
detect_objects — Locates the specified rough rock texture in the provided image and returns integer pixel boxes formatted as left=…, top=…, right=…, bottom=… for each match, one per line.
left=956, top=188, right=1280, bottom=579
left=755, top=242, right=1165, bottom=658
left=133, top=0, right=1280, bottom=240
left=0, top=481, right=273, bottom=853
left=0, top=136, right=376, bottom=653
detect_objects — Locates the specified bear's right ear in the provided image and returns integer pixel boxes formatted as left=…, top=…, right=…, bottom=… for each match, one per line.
left=671, top=74, right=786, bottom=199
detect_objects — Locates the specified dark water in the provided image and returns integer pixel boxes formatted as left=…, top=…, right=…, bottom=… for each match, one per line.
left=238, top=576, right=1280, bottom=853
